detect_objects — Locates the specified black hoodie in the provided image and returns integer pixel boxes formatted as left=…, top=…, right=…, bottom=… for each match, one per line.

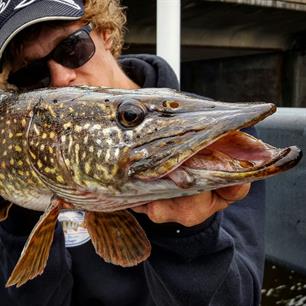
left=0, top=54, right=265, bottom=306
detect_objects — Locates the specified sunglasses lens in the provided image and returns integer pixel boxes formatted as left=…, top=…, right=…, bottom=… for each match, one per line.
left=8, top=61, right=50, bottom=89
left=53, top=30, right=95, bottom=69
left=8, top=25, right=95, bottom=90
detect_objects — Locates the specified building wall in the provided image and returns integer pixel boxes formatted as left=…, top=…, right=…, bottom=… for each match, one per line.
left=181, top=51, right=306, bottom=107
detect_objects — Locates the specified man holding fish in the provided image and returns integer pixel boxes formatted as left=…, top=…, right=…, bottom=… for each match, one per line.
left=0, top=0, right=300, bottom=305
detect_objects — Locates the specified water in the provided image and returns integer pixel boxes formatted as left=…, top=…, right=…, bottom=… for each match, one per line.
left=261, top=260, right=306, bottom=306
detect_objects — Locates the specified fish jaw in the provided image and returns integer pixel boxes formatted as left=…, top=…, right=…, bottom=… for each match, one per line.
left=165, top=131, right=302, bottom=190
left=128, top=101, right=276, bottom=179
left=107, top=131, right=301, bottom=208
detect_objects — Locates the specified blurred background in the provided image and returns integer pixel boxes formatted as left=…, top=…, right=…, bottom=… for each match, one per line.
left=123, top=0, right=306, bottom=107
left=121, top=1, right=306, bottom=305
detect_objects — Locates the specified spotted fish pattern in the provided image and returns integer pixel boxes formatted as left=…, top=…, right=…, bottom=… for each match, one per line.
left=0, top=86, right=301, bottom=288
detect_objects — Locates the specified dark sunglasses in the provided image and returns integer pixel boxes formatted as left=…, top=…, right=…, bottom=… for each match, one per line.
left=8, top=24, right=95, bottom=89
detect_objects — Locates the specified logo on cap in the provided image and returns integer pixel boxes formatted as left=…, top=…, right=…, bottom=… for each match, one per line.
left=15, top=0, right=81, bottom=10
left=0, top=0, right=11, bottom=14
left=0, top=0, right=81, bottom=15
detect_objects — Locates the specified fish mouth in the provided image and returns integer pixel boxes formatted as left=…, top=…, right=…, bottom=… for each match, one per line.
left=165, top=131, right=302, bottom=188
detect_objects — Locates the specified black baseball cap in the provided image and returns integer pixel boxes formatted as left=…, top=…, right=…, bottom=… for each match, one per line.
left=0, top=0, right=84, bottom=61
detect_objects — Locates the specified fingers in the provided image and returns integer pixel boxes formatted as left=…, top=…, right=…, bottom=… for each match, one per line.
left=132, top=191, right=227, bottom=227
left=144, top=198, right=206, bottom=227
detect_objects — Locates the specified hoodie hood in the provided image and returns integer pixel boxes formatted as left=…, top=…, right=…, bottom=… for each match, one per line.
left=119, top=54, right=180, bottom=90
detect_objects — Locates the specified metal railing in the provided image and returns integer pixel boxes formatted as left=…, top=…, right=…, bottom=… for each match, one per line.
left=256, top=107, right=306, bottom=273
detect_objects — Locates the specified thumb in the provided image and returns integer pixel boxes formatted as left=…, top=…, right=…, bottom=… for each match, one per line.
left=216, top=183, right=251, bottom=203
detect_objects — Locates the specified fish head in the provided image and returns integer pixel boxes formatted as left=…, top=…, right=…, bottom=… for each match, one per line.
left=110, top=88, right=302, bottom=199
left=25, top=87, right=302, bottom=204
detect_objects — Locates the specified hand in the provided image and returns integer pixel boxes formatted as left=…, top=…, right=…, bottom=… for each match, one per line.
left=131, top=183, right=251, bottom=227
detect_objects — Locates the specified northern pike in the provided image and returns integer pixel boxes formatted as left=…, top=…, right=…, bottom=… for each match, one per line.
left=0, top=86, right=302, bottom=287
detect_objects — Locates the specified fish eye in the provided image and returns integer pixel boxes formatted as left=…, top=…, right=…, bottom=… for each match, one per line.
left=117, top=101, right=146, bottom=128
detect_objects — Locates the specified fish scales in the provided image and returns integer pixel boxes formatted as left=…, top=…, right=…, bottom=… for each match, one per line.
left=0, top=87, right=131, bottom=210
left=0, top=93, right=47, bottom=208
left=0, top=86, right=302, bottom=287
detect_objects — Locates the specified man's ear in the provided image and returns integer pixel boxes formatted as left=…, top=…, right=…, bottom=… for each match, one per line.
left=101, top=30, right=113, bottom=50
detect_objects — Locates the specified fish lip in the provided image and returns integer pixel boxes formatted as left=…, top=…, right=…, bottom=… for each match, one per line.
left=256, top=145, right=303, bottom=173
left=129, top=103, right=277, bottom=180
left=186, top=145, right=302, bottom=177
left=162, top=145, right=302, bottom=190
left=136, top=135, right=302, bottom=182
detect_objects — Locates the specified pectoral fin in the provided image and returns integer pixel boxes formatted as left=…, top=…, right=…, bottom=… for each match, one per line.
left=85, top=210, right=151, bottom=267
left=6, top=199, right=61, bottom=287
left=0, top=201, right=12, bottom=221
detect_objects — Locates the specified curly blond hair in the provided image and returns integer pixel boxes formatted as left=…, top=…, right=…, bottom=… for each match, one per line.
left=0, top=0, right=126, bottom=89
left=82, top=0, right=126, bottom=58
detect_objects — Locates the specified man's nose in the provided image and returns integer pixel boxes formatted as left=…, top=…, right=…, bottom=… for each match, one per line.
left=48, top=60, right=77, bottom=87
